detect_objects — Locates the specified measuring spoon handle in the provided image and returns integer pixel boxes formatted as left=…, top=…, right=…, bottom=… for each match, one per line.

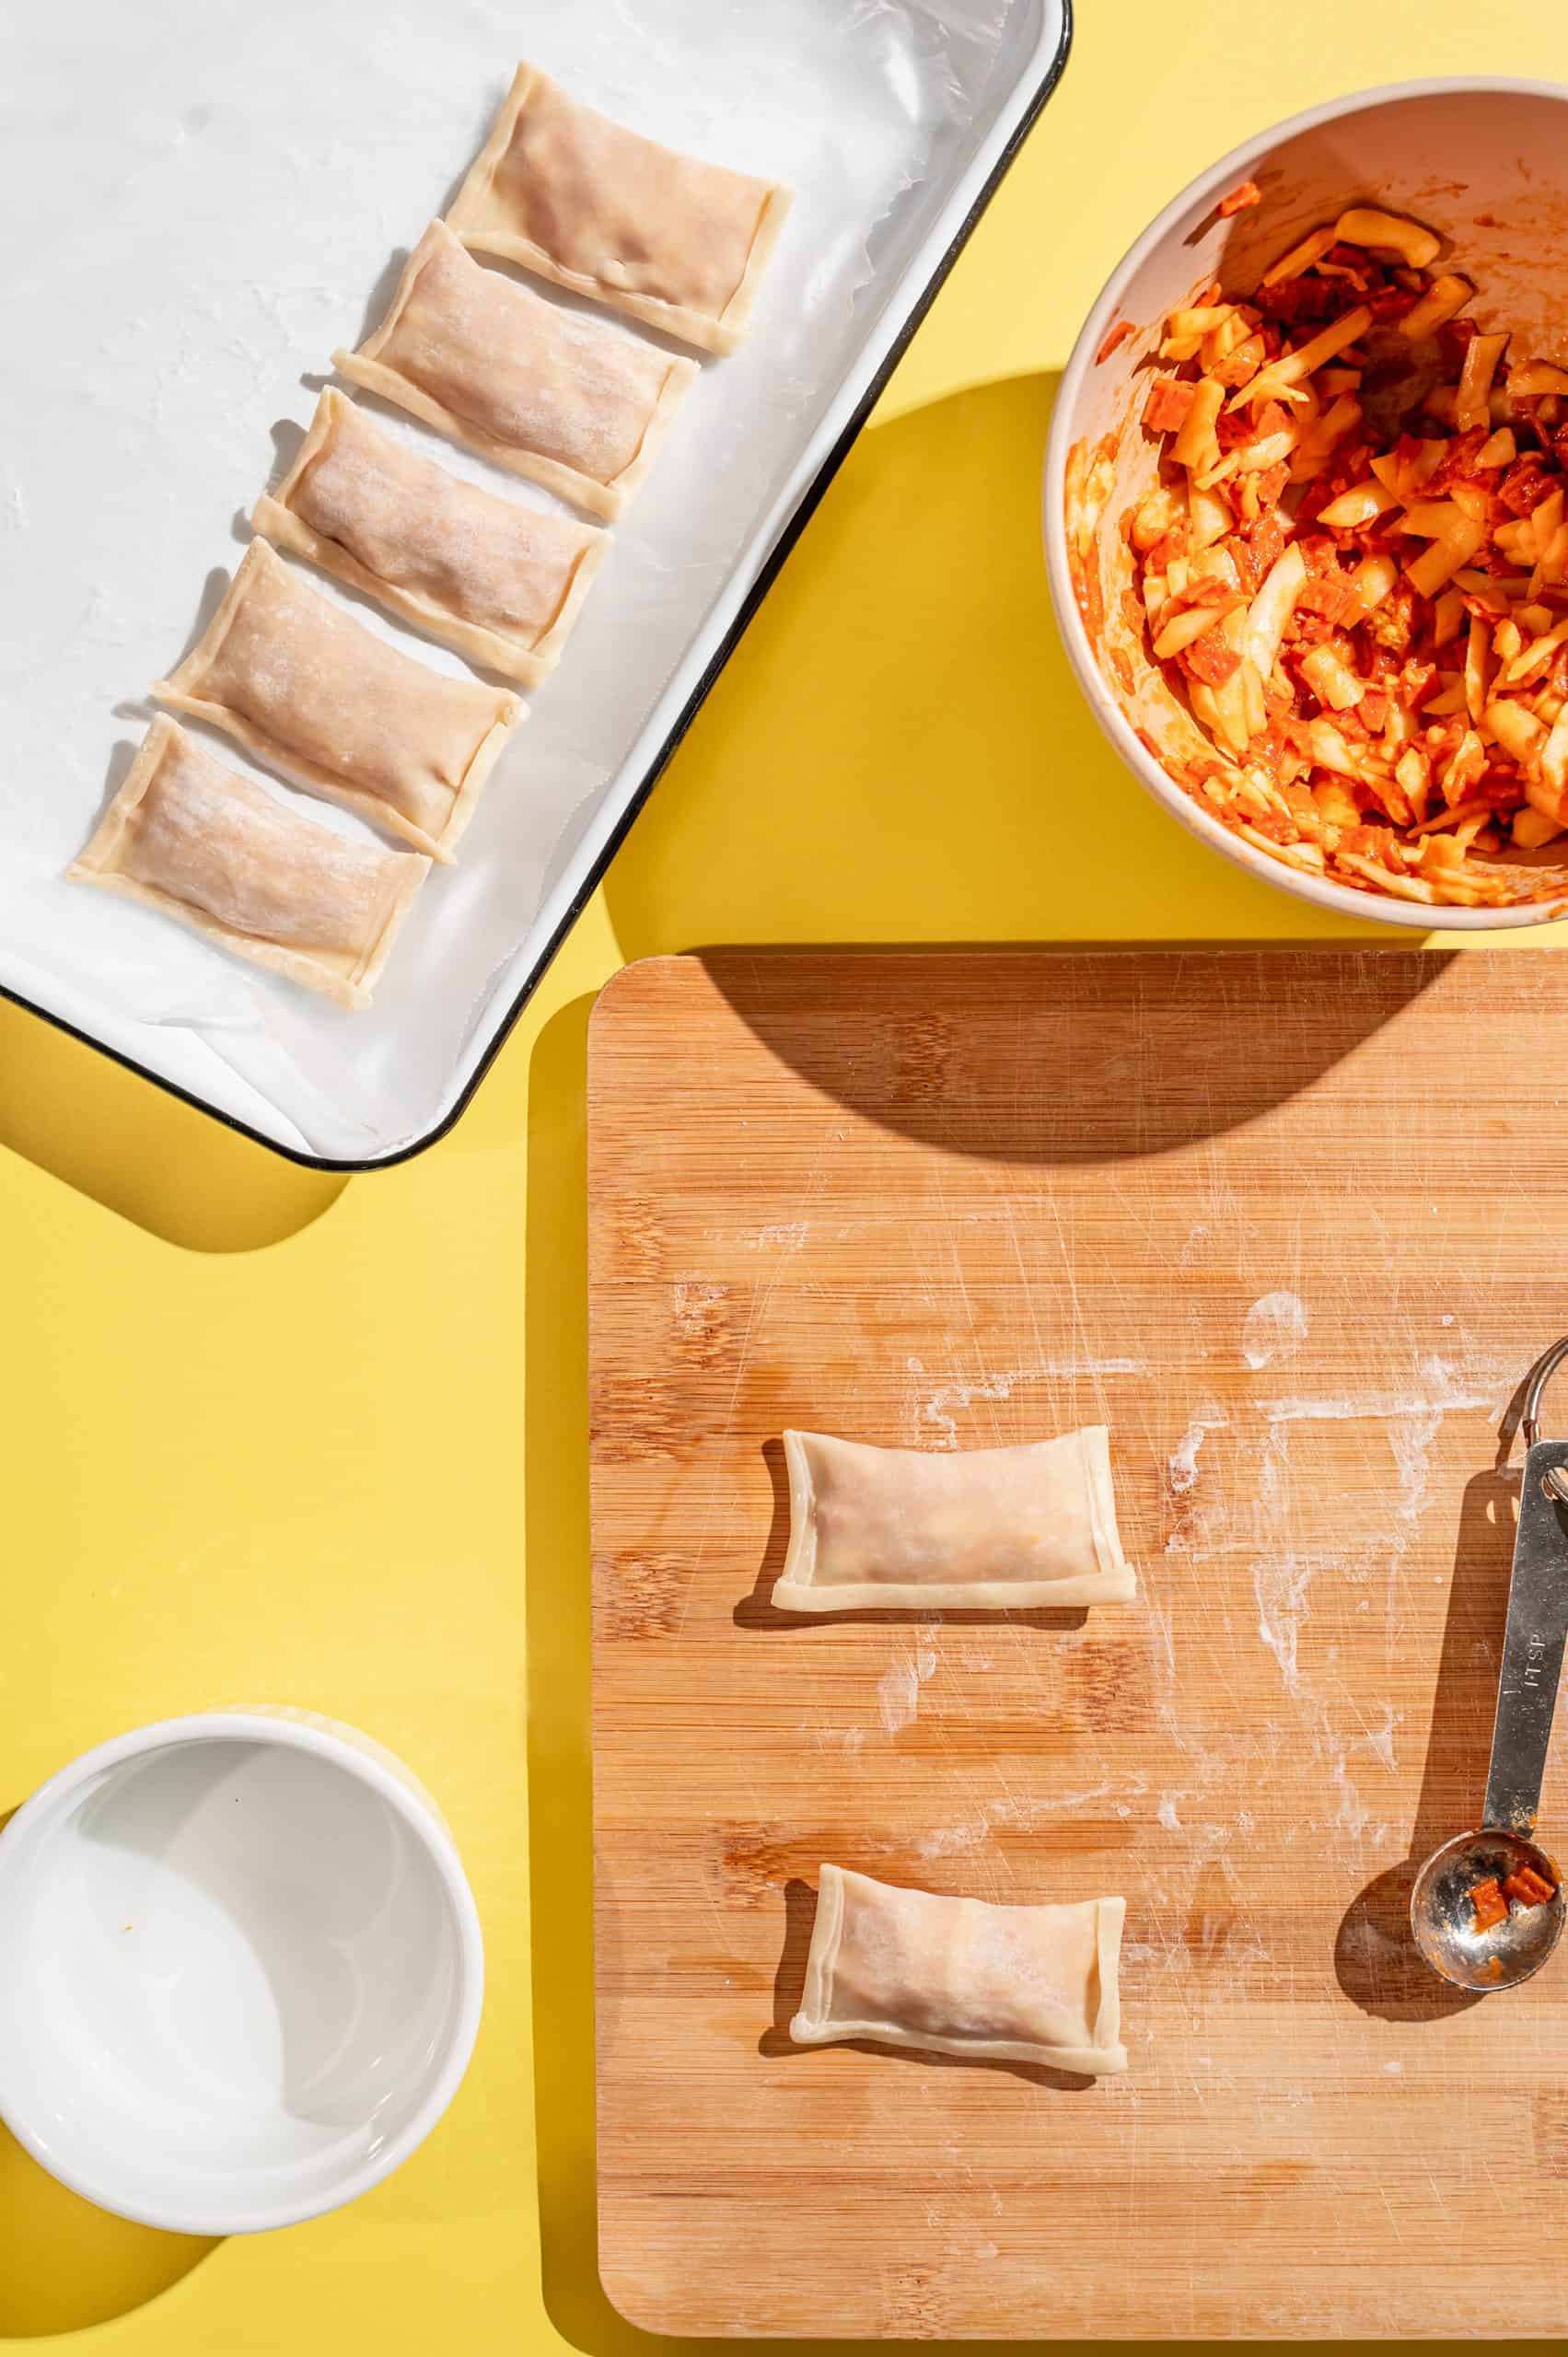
left=1482, top=1439, right=1568, bottom=1835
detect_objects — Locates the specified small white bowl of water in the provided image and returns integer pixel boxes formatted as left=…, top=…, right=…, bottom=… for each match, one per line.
left=0, top=1710, right=483, bottom=2235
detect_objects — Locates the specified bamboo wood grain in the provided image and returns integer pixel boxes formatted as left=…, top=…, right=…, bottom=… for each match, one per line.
left=588, top=947, right=1568, bottom=2339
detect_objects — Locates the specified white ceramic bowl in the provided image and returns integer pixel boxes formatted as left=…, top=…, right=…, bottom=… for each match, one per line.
left=1044, top=77, right=1568, bottom=930
left=0, top=1711, right=483, bottom=2235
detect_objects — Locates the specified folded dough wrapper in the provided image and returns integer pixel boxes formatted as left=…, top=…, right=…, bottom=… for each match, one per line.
left=151, top=540, right=524, bottom=862
left=69, top=716, right=428, bottom=1009
left=792, top=1865, right=1128, bottom=2075
left=774, top=1424, right=1136, bottom=1612
left=254, top=389, right=606, bottom=689
left=333, top=220, right=696, bottom=521
left=447, top=62, right=792, bottom=355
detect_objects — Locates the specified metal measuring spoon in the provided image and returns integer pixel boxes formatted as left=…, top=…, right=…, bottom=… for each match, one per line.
left=1411, top=1336, right=1568, bottom=1991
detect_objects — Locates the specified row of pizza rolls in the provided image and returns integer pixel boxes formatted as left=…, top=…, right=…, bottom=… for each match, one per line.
left=71, top=67, right=792, bottom=1008
left=778, top=1428, right=1132, bottom=2074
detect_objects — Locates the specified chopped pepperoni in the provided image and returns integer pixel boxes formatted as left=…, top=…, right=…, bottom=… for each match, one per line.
left=1516, top=397, right=1556, bottom=451
left=1426, top=426, right=1490, bottom=492
left=1437, top=316, right=1480, bottom=366
left=1370, top=285, right=1421, bottom=321
left=1296, top=575, right=1363, bottom=626
left=1470, top=1876, right=1508, bottom=1933
left=1216, top=406, right=1256, bottom=451
left=1244, top=512, right=1289, bottom=584
left=1183, top=632, right=1242, bottom=687
left=1319, top=246, right=1372, bottom=291
left=1217, top=180, right=1262, bottom=218
left=1503, top=1865, right=1557, bottom=1909
left=1295, top=531, right=1341, bottom=575
left=1500, top=457, right=1559, bottom=514
left=1147, top=527, right=1189, bottom=571
left=1295, top=477, right=1336, bottom=527
left=1143, top=377, right=1197, bottom=434
left=1184, top=575, right=1245, bottom=608
left=1255, top=275, right=1337, bottom=324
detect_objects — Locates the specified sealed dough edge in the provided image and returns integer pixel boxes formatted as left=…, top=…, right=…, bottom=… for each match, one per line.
left=150, top=540, right=525, bottom=863
left=68, top=715, right=429, bottom=1010
left=789, top=1865, right=1130, bottom=2075
left=447, top=60, right=794, bottom=356
left=331, top=220, right=700, bottom=524
left=252, top=389, right=609, bottom=691
left=772, top=1424, right=1138, bottom=1611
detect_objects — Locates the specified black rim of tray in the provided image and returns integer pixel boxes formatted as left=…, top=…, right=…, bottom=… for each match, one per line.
left=7, top=2, right=1074, bottom=1173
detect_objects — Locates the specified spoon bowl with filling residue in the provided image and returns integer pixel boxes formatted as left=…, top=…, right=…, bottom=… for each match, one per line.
left=1411, top=1827, right=1565, bottom=1992
left=1411, top=1340, right=1568, bottom=1993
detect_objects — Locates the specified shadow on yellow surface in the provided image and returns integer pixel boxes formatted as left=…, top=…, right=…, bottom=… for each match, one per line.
left=0, top=2121, right=219, bottom=2340
left=0, top=995, right=345, bottom=1250
left=603, top=372, right=1397, bottom=965
left=523, top=991, right=610, bottom=2354
left=526, top=992, right=865, bottom=2357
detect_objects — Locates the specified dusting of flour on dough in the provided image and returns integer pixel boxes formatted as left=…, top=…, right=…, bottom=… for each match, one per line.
left=1241, top=1290, right=1309, bottom=1370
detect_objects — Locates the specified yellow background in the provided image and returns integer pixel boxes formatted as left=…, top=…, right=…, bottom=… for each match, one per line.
left=2, top=3, right=1561, bottom=2349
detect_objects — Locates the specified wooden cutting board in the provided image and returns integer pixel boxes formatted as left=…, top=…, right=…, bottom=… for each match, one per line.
left=587, top=947, right=1568, bottom=2340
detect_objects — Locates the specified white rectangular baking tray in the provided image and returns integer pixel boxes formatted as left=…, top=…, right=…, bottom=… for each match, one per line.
left=0, top=0, right=1070, bottom=1166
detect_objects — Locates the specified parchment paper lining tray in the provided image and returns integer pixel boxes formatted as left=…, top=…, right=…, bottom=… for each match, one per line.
left=0, top=0, right=1070, bottom=1165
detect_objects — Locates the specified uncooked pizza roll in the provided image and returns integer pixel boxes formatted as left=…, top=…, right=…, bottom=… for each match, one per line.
left=151, top=540, right=523, bottom=862
left=447, top=63, right=792, bottom=356
left=69, top=717, right=428, bottom=1010
left=254, top=390, right=606, bottom=688
left=791, top=1866, right=1128, bottom=2075
left=774, top=1425, right=1135, bottom=1612
left=333, top=221, right=697, bottom=521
